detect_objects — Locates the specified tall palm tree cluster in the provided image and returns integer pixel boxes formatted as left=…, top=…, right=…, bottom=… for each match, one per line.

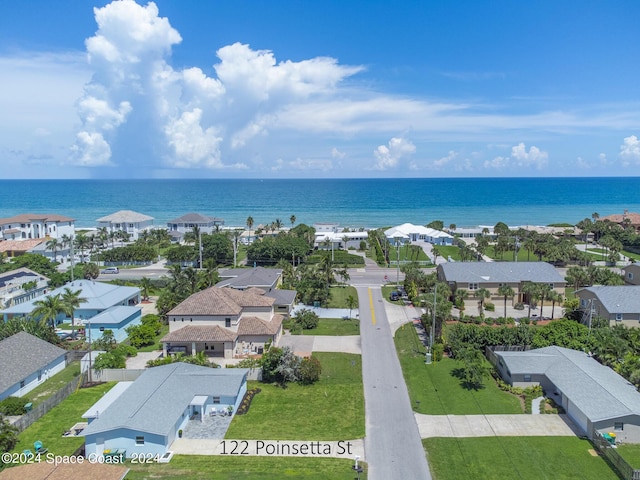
left=29, top=287, right=86, bottom=339
left=155, top=263, right=220, bottom=319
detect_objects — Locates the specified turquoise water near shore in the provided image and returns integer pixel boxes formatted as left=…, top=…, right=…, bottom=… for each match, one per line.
left=0, top=177, right=638, bottom=229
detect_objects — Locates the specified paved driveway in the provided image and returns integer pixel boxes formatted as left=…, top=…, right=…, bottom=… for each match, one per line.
left=416, top=413, right=580, bottom=438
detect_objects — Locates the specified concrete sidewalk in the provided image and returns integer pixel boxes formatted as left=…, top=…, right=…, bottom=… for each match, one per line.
left=279, top=334, right=361, bottom=355
left=415, top=413, right=580, bottom=438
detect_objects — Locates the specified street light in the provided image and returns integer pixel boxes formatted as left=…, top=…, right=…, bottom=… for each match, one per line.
left=394, top=236, right=401, bottom=289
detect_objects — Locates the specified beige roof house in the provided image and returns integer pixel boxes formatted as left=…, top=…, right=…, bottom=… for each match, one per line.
left=162, top=287, right=283, bottom=359
left=96, top=210, right=154, bottom=241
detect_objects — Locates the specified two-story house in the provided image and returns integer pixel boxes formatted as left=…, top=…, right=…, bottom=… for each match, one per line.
left=161, top=287, right=284, bottom=359
left=0, top=213, right=75, bottom=241
left=96, top=210, right=154, bottom=241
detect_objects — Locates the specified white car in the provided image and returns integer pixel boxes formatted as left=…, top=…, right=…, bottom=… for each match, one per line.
left=101, top=267, right=119, bottom=274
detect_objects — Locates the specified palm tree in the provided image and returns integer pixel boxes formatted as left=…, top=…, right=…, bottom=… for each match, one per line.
left=497, top=284, right=515, bottom=319
left=32, top=294, right=64, bottom=328
left=61, top=287, right=87, bottom=339
left=74, top=233, right=90, bottom=263
left=474, top=288, right=490, bottom=317
left=246, top=216, right=254, bottom=244
left=547, top=290, right=562, bottom=319
left=455, top=289, right=468, bottom=320
left=139, top=277, right=153, bottom=301
left=521, top=282, right=537, bottom=318
left=290, top=215, right=296, bottom=228
left=346, top=295, right=357, bottom=319
left=537, top=284, right=553, bottom=319
left=46, top=238, right=60, bottom=262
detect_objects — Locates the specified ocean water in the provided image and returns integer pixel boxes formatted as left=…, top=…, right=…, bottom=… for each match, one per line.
left=0, top=177, right=638, bottom=229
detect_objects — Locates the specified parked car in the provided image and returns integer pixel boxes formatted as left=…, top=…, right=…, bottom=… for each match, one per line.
left=390, top=291, right=400, bottom=301
left=101, top=267, right=119, bottom=274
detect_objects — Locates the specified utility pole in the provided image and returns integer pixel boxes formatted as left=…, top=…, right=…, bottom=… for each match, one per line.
left=198, top=231, right=203, bottom=269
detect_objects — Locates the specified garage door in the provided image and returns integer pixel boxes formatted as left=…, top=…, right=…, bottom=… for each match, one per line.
left=566, top=400, right=589, bottom=435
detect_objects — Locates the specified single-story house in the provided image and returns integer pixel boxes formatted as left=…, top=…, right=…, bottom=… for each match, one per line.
left=575, top=286, right=640, bottom=327
left=602, top=211, right=640, bottom=234
left=0, top=267, right=49, bottom=309
left=86, top=306, right=142, bottom=343
left=623, top=264, right=640, bottom=286
left=82, top=363, right=248, bottom=458
left=96, top=210, right=154, bottom=241
left=2, top=279, right=140, bottom=324
left=385, top=223, right=454, bottom=246
left=314, top=231, right=369, bottom=250
left=0, top=213, right=75, bottom=241
left=493, top=346, right=640, bottom=442
left=166, top=212, right=224, bottom=242
left=0, top=332, right=67, bottom=401
left=217, top=267, right=283, bottom=291
left=161, top=287, right=284, bottom=358
left=0, top=239, right=46, bottom=259
left=437, top=261, right=566, bottom=304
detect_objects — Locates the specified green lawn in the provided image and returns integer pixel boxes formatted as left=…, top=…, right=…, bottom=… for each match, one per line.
left=394, top=324, right=522, bottom=415
left=382, top=285, right=405, bottom=305
left=623, top=250, right=640, bottom=261
left=424, top=437, right=618, bottom=480
left=226, top=352, right=364, bottom=440
left=615, top=443, right=640, bottom=469
left=433, top=245, right=462, bottom=262
left=326, top=286, right=359, bottom=308
left=284, top=318, right=360, bottom=336
left=124, top=455, right=365, bottom=479
left=25, top=362, right=81, bottom=407
left=13, top=382, right=116, bottom=456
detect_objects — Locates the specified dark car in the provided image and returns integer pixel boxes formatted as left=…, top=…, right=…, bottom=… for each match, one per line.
left=390, top=291, right=400, bottom=301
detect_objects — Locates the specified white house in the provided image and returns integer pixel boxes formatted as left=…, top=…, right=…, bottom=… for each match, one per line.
left=0, top=213, right=75, bottom=242
left=384, top=223, right=454, bottom=246
left=314, top=231, right=369, bottom=250
left=0, top=268, right=49, bottom=309
left=0, top=332, right=67, bottom=401
left=96, top=210, right=154, bottom=241
left=82, top=363, right=248, bottom=458
left=166, top=212, right=224, bottom=242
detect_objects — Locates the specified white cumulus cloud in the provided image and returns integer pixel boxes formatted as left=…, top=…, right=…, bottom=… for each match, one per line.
left=373, top=137, right=416, bottom=170
left=485, top=142, right=548, bottom=170
left=620, top=135, right=640, bottom=165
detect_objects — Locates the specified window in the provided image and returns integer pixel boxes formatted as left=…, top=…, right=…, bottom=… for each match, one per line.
left=38, top=370, right=42, bottom=381
left=614, top=422, right=624, bottom=431
left=213, top=396, right=220, bottom=404
left=616, top=314, right=623, bottom=321
left=20, top=380, right=25, bottom=388
left=225, top=318, right=231, bottom=328
left=629, top=272, right=634, bottom=280
left=469, top=283, right=478, bottom=290
left=136, top=436, right=145, bottom=445
left=523, top=374, right=532, bottom=382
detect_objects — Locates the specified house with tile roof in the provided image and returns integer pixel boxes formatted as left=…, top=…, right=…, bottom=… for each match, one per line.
left=0, top=332, right=67, bottom=401
left=575, top=286, right=640, bottom=327
left=96, top=210, right=154, bottom=241
left=161, top=287, right=283, bottom=358
left=493, top=346, right=640, bottom=442
left=82, top=363, right=248, bottom=458
left=1, top=279, right=140, bottom=330
left=0, top=213, right=75, bottom=241
left=437, top=261, right=566, bottom=304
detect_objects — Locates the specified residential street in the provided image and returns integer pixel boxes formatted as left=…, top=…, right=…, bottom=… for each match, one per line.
left=356, top=284, right=432, bottom=479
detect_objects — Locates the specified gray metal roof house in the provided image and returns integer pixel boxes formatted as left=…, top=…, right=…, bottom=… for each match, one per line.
left=0, top=332, right=67, bottom=401
left=437, top=261, right=566, bottom=304
left=575, top=286, right=640, bottom=328
left=82, top=363, right=249, bottom=458
left=494, top=346, right=640, bottom=442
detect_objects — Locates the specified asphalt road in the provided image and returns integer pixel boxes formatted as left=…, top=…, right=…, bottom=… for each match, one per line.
left=357, top=285, right=432, bottom=480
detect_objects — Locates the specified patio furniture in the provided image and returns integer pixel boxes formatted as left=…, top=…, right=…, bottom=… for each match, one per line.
left=34, top=440, right=48, bottom=454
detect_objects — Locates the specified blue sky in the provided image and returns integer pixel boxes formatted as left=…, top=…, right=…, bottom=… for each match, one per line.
left=1, top=0, right=639, bottom=179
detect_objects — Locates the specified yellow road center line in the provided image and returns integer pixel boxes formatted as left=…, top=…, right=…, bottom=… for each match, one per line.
left=368, top=288, right=376, bottom=325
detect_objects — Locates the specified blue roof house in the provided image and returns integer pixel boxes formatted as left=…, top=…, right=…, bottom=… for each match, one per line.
left=1, top=279, right=140, bottom=324
left=87, top=306, right=142, bottom=343
left=82, top=363, right=249, bottom=458
left=0, top=332, right=67, bottom=401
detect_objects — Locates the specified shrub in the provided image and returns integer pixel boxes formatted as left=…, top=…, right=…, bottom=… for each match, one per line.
left=484, top=318, right=494, bottom=326
left=484, top=303, right=495, bottom=312
left=298, top=357, right=322, bottom=385
left=514, top=302, right=525, bottom=310
left=432, top=343, right=444, bottom=362
left=236, top=388, right=261, bottom=415
left=0, top=396, right=29, bottom=416
left=292, top=309, right=319, bottom=330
